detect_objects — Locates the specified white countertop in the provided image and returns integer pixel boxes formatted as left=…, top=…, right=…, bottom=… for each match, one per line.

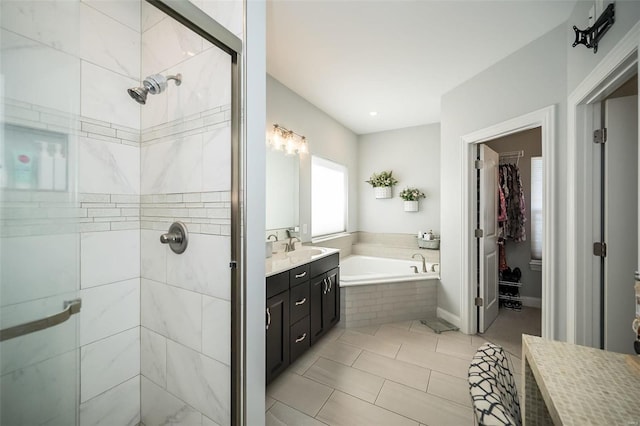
left=265, top=246, right=340, bottom=277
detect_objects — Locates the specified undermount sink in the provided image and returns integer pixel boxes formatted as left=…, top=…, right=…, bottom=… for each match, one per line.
left=287, top=248, right=323, bottom=257
left=266, top=245, right=339, bottom=277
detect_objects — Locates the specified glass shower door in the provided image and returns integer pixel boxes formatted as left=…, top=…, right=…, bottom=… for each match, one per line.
left=0, top=2, right=81, bottom=424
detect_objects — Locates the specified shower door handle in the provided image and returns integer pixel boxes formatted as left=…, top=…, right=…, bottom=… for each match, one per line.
left=0, top=298, right=82, bottom=342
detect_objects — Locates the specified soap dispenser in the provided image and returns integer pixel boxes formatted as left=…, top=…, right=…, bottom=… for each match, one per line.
left=425, top=230, right=434, bottom=241
left=53, top=144, right=66, bottom=191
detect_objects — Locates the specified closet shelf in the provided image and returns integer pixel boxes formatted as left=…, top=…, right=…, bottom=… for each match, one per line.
left=499, top=294, right=522, bottom=302
left=498, top=280, right=522, bottom=288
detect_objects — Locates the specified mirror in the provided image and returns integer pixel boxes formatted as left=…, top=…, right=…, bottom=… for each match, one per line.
left=265, top=148, right=299, bottom=232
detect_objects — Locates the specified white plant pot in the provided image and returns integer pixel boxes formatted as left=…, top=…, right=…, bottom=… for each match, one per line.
left=374, top=186, right=392, bottom=199
left=404, top=200, right=419, bottom=212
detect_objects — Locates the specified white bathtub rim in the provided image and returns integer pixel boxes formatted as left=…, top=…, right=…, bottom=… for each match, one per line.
left=340, top=273, right=439, bottom=287
left=340, top=255, right=440, bottom=287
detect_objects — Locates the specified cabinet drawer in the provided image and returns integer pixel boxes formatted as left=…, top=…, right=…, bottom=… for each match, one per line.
left=289, top=264, right=310, bottom=287
left=289, top=316, right=310, bottom=363
left=310, top=253, right=339, bottom=277
left=266, top=271, right=289, bottom=299
left=289, top=281, right=310, bottom=324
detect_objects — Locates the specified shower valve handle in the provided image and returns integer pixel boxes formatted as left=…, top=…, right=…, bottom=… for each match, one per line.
left=160, top=232, right=182, bottom=244
left=160, top=222, right=189, bottom=254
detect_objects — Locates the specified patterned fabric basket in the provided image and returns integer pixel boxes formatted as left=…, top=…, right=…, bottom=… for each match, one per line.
left=468, top=342, right=521, bottom=426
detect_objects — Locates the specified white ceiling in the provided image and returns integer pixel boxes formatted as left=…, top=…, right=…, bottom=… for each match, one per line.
left=267, top=0, right=577, bottom=135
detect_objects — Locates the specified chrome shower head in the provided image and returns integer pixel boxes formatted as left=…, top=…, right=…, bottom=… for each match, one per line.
left=127, top=86, right=149, bottom=104
left=127, top=73, right=182, bottom=105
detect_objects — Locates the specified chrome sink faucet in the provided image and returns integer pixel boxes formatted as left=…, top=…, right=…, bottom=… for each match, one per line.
left=412, top=253, right=427, bottom=272
left=285, top=237, right=300, bottom=252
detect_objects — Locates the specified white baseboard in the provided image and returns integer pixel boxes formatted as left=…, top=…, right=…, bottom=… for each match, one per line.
left=521, top=296, right=542, bottom=309
left=437, top=307, right=461, bottom=328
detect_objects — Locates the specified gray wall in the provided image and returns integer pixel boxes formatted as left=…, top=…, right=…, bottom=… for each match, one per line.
left=358, top=124, right=440, bottom=235
left=267, top=75, right=359, bottom=241
left=566, top=1, right=640, bottom=94
left=440, top=24, right=567, bottom=335
left=440, top=0, right=640, bottom=339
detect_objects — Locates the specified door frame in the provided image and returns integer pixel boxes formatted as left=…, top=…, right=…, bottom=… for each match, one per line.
left=460, top=105, right=556, bottom=338
left=566, top=21, right=640, bottom=345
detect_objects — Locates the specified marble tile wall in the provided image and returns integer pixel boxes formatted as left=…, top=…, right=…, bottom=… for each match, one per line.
left=138, top=1, right=240, bottom=425
left=2, top=1, right=242, bottom=425
left=1, top=2, right=142, bottom=425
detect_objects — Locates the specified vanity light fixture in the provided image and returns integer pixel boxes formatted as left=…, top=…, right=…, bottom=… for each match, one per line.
left=267, top=124, right=309, bottom=157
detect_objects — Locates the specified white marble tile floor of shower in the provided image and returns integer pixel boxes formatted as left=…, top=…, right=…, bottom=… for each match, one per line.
left=265, top=321, right=524, bottom=425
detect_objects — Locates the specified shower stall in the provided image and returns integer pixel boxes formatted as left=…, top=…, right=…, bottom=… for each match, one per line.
left=0, top=1, right=245, bottom=424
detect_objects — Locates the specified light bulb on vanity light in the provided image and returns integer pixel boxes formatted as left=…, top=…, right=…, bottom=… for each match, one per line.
left=285, top=132, right=297, bottom=156
left=271, top=125, right=284, bottom=150
left=298, top=137, right=309, bottom=155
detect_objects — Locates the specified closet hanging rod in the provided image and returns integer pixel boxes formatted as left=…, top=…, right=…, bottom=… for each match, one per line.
left=499, top=150, right=524, bottom=165
left=498, top=150, right=524, bottom=159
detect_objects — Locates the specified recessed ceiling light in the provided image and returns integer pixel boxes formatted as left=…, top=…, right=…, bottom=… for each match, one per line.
left=369, top=111, right=378, bottom=116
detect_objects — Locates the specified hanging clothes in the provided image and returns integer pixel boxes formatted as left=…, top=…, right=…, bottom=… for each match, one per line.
left=497, top=163, right=526, bottom=242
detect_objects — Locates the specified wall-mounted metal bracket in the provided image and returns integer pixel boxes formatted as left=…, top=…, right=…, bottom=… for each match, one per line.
left=160, top=221, right=189, bottom=254
left=572, top=3, right=615, bottom=54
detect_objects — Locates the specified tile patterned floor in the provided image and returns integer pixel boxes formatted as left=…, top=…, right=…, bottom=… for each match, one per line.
left=266, top=320, right=524, bottom=425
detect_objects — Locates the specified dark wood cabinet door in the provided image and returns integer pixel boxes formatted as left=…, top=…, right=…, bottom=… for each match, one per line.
left=266, top=291, right=289, bottom=384
left=309, top=274, right=326, bottom=345
left=323, top=267, right=340, bottom=329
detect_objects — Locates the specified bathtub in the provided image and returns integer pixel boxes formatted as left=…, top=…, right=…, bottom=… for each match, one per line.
left=338, top=255, right=439, bottom=328
left=340, top=255, right=439, bottom=286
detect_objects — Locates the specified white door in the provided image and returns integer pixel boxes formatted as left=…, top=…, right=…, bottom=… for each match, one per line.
left=478, top=145, right=500, bottom=333
left=604, top=95, right=638, bottom=354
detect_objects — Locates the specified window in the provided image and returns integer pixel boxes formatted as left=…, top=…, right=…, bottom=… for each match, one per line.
left=530, top=156, right=543, bottom=263
left=311, top=156, right=347, bottom=238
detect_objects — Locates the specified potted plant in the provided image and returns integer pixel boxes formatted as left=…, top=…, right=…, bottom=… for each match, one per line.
left=399, top=187, right=426, bottom=212
left=366, top=170, right=398, bottom=199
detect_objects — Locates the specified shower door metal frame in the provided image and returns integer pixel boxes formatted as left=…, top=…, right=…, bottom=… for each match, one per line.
left=146, top=1, right=244, bottom=424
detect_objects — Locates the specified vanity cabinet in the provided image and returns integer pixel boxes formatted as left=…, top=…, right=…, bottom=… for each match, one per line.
left=309, top=266, right=339, bottom=345
left=266, top=272, right=289, bottom=384
left=265, top=252, right=339, bottom=384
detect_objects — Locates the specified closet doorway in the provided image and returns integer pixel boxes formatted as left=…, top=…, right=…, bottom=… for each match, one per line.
left=476, top=129, right=543, bottom=356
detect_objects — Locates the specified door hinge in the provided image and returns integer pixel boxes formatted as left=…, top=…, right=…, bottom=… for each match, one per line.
left=593, top=128, right=607, bottom=144
left=475, top=297, right=483, bottom=306
left=593, top=242, right=607, bottom=257
left=475, top=229, right=484, bottom=238
left=474, top=159, right=483, bottom=169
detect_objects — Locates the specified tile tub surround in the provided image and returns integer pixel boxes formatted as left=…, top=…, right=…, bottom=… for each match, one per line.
left=352, top=231, right=440, bottom=264
left=340, top=279, right=437, bottom=328
left=266, top=321, right=493, bottom=425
